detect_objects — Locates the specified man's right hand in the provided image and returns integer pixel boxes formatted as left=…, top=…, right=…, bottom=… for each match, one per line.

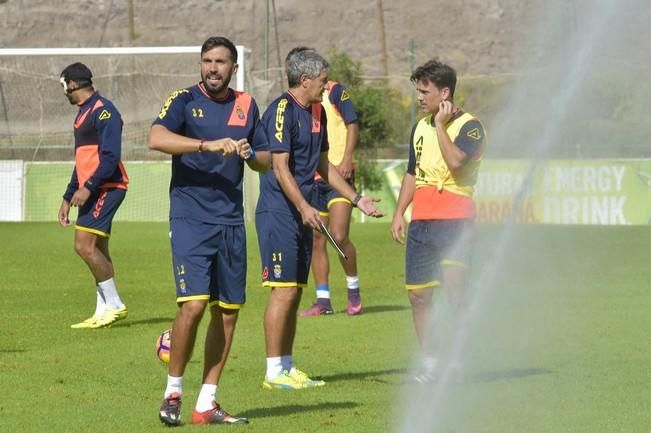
left=336, top=157, right=353, bottom=180
left=298, top=203, right=322, bottom=231
left=58, top=200, right=71, bottom=226
left=391, top=214, right=406, bottom=244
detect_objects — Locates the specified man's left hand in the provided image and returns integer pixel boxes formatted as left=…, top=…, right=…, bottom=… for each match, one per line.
left=237, top=139, right=253, bottom=160
left=357, top=196, right=384, bottom=218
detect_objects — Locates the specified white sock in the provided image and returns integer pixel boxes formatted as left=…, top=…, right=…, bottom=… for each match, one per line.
left=195, top=384, right=217, bottom=412
left=424, top=356, right=438, bottom=373
left=346, top=275, right=360, bottom=291
left=164, top=375, right=183, bottom=398
left=316, top=284, right=330, bottom=299
left=280, top=355, right=293, bottom=372
left=98, top=278, right=124, bottom=309
left=93, top=284, right=107, bottom=317
left=266, top=356, right=283, bottom=379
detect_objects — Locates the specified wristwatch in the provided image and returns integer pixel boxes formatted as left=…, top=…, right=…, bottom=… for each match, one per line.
left=351, top=193, right=362, bottom=207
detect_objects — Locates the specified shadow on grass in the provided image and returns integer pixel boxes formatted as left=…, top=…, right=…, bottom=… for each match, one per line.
left=239, top=401, right=359, bottom=418
left=112, top=317, right=175, bottom=327
left=356, top=304, right=410, bottom=314
left=0, top=349, right=26, bottom=353
left=320, top=367, right=407, bottom=383
left=472, top=367, right=552, bottom=383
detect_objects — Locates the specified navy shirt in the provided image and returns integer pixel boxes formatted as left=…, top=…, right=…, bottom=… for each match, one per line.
left=153, top=84, right=269, bottom=224
left=327, top=82, right=357, bottom=124
left=63, top=91, right=128, bottom=201
left=256, top=92, right=329, bottom=218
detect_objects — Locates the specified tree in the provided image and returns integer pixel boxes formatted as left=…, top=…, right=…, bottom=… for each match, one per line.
left=326, top=49, right=408, bottom=190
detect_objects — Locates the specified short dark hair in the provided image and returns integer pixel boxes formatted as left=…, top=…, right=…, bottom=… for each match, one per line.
left=201, top=36, right=238, bottom=63
left=410, top=60, right=457, bottom=98
left=60, top=62, right=93, bottom=87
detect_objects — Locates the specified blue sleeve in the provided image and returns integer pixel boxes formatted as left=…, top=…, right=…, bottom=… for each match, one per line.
left=85, top=104, right=122, bottom=192
left=329, top=84, right=358, bottom=124
left=249, top=101, right=270, bottom=152
left=63, top=167, right=79, bottom=201
left=455, top=119, right=485, bottom=160
left=406, top=124, right=418, bottom=175
left=152, top=88, right=192, bottom=134
left=263, top=98, right=294, bottom=153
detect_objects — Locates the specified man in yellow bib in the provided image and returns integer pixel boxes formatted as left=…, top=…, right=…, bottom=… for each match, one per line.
left=391, top=59, right=485, bottom=383
left=300, top=79, right=362, bottom=316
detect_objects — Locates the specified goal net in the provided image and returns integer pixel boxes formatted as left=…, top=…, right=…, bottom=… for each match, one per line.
left=0, top=46, right=262, bottom=222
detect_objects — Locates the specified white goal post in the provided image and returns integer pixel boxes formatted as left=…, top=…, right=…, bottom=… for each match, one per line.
left=0, top=45, right=263, bottom=222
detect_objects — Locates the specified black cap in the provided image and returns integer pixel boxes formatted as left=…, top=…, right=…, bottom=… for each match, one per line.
left=60, top=62, right=93, bottom=86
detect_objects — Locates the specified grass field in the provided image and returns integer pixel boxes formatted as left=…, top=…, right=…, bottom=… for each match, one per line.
left=1, top=222, right=649, bottom=433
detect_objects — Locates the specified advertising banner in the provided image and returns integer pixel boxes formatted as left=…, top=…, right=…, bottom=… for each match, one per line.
left=375, top=159, right=651, bottom=225
left=0, top=160, right=23, bottom=221
left=17, top=159, right=651, bottom=225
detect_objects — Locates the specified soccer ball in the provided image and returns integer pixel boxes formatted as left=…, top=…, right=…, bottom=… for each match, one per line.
left=156, top=329, right=172, bottom=364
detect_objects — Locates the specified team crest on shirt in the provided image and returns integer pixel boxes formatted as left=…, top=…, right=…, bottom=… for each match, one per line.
left=179, top=278, right=187, bottom=293
left=467, top=128, right=481, bottom=140
left=98, top=109, right=111, bottom=120
left=273, top=264, right=282, bottom=279
left=236, top=105, right=245, bottom=120
left=340, top=90, right=350, bottom=101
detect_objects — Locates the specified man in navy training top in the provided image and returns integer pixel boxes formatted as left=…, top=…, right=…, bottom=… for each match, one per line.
left=148, top=36, right=270, bottom=426
left=57, top=62, right=130, bottom=330
left=256, top=47, right=383, bottom=390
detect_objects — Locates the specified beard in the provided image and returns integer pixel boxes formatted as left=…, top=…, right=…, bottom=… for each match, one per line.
left=202, top=71, right=231, bottom=97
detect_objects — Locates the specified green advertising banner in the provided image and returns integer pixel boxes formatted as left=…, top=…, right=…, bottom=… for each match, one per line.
left=22, top=159, right=651, bottom=225
left=374, top=159, right=651, bottom=225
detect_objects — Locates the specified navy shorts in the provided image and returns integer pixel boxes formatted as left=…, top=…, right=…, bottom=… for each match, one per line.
left=405, top=219, right=475, bottom=290
left=311, top=172, right=355, bottom=215
left=170, top=218, right=247, bottom=308
left=75, top=188, right=126, bottom=238
left=255, top=210, right=312, bottom=288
